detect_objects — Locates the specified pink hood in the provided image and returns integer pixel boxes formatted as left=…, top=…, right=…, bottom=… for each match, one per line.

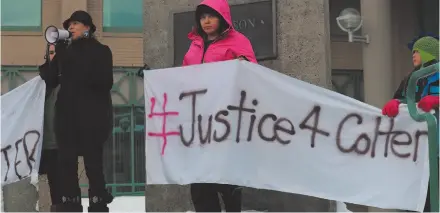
left=182, top=0, right=257, bottom=66
left=200, top=0, right=233, bottom=27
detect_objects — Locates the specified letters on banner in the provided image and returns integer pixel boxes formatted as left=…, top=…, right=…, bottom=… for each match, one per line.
left=1, top=77, right=46, bottom=186
left=143, top=60, right=430, bottom=212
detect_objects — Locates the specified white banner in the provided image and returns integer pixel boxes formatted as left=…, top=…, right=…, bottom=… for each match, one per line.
left=1, top=76, right=46, bottom=186
left=144, top=60, right=430, bottom=212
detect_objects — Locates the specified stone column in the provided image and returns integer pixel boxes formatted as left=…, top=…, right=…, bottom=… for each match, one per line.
left=3, top=178, right=38, bottom=212
left=361, top=0, right=394, bottom=108
left=143, top=0, right=333, bottom=211
left=361, top=0, right=396, bottom=210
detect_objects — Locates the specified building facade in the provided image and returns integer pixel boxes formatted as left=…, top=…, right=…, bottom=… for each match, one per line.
left=1, top=0, right=438, bottom=212
left=1, top=0, right=145, bottom=211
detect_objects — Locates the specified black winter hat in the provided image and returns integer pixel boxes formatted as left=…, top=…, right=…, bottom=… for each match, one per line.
left=63, top=10, right=96, bottom=33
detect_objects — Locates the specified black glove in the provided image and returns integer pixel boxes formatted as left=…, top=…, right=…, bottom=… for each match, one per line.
left=137, top=64, right=150, bottom=79
left=53, top=41, right=68, bottom=60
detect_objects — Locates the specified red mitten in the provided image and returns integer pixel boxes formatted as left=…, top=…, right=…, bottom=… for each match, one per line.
left=382, top=99, right=400, bottom=117
left=418, top=95, right=439, bottom=112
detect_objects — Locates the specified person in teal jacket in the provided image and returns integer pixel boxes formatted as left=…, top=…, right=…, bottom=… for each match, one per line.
left=382, top=36, right=439, bottom=117
left=382, top=35, right=439, bottom=212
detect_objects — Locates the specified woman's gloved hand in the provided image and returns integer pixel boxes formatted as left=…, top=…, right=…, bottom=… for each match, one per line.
left=54, top=41, right=68, bottom=59
left=382, top=99, right=400, bottom=117
left=418, top=95, right=439, bottom=112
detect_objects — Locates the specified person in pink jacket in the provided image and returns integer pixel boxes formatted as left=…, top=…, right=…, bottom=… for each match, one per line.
left=182, top=0, right=256, bottom=212
left=182, top=0, right=257, bottom=66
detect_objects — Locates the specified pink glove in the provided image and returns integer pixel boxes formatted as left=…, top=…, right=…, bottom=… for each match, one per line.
left=382, top=99, right=400, bottom=117
left=418, top=95, right=439, bottom=112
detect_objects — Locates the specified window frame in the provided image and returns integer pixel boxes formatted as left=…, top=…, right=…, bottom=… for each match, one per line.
left=0, top=0, right=43, bottom=32
left=102, top=0, right=143, bottom=33
left=331, top=69, right=364, bottom=102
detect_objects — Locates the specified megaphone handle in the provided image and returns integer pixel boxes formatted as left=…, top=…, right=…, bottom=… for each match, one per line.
left=45, top=43, right=51, bottom=64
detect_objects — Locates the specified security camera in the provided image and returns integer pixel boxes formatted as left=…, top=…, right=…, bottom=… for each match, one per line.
left=336, top=8, right=369, bottom=43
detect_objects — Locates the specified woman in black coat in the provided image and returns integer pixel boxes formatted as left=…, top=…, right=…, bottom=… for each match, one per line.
left=39, top=10, right=114, bottom=212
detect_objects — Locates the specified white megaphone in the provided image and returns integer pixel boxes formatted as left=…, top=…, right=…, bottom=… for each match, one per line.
left=44, top=25, right=72, bottom=44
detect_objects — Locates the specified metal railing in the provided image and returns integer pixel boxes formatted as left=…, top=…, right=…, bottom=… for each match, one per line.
left=405, top=62, right=439, bottom=212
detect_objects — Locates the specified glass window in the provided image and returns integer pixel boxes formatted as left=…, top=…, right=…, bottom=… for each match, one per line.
left=332, top=70, right=364, bottom=102
left=103, top=0, right=143, bottom=33
left=1, top=0, right=42, bottom=31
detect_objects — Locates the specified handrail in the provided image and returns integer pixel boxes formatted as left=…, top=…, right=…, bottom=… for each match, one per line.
left=405, top=62, right=439, bottom=212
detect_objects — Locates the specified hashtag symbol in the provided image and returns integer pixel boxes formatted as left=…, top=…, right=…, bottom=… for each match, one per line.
left=147, top=93, right=180, bottom=155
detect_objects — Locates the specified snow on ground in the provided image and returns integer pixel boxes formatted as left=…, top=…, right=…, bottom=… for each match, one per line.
left=81, top=196, right=351, bottom=212
left=82, top=196, right=145, bottom=212
left=81, top=196, right=265, bottom=212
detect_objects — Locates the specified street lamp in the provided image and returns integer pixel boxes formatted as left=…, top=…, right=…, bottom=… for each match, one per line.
left=336, top=8, right=369, bottom=44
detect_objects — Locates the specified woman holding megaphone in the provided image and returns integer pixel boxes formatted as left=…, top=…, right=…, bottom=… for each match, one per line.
left=38, top=10, right=114, bottom=212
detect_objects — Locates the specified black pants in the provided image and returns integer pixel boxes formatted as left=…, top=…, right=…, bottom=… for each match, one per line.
left=56, top=129, right=108, bottom=205
left=39, top=149, right=62, bottom=205
left=190, top=183, right=242, bottom=212
left=423, top=157, right=439, bottom=212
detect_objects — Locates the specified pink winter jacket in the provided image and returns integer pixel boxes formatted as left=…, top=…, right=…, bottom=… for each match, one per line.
left=182, top=0, right=257, bottom=66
